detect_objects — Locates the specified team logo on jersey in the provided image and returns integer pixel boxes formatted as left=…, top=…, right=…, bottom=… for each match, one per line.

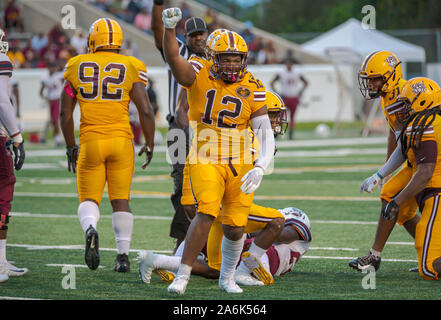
left=236, top=87, right=250, bottom=98
left=411, top=81, right=427, bottom=95
left=385, top=54, right=398, bottom=68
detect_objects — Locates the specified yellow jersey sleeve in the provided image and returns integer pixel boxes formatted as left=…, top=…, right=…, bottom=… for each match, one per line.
left=186, top=56, right=210, bottom=90
left=63, top=55, right=81, bottom=85
left=243, top=72, right=267, bottom=114
left=127, top=56, right=148, bottom=87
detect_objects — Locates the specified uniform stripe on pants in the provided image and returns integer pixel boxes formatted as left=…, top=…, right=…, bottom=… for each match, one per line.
left=422, top=195, right=439, bottom=279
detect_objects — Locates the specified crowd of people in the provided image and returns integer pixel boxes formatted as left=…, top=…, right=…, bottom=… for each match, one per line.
left=86, top=0, right=281, bottom=65
left=0, top=0, right=283, bottom=69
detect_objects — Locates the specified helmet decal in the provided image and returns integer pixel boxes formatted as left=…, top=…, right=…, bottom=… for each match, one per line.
left=411, top=81, right=426, bottom=95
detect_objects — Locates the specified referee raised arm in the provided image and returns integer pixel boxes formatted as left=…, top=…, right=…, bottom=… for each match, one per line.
left=151, top=0, right=208, bottom=252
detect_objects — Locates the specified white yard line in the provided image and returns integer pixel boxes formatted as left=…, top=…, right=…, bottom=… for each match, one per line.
left=0, top=296, right=47, bottom=300
left=302, top=256, right=418, bottom=262
left=13, top=192, right=379, bottom=201
left=45, top=264, right=105, bottom=269
left=24, top=137, right=386, bottom=158
left=276, top=136, right=387, bottom=148
left=6, top=243, right=417, bottom=263
left=10, top=212, right=382, bottom=226
left=276, top=148, right=386, bottom=158
left=10, top=212, right=173, bottom=220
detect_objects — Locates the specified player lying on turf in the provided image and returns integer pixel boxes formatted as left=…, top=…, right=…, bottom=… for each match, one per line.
left=381, top=77, right=441, bottom=280
left=138, top=207, right=311, bottom=285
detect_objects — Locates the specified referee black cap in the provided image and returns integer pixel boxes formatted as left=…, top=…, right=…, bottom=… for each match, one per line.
left=185, top=17, right=208, bottom=36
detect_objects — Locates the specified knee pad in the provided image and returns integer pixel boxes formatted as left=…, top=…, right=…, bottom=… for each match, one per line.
left=0, top=213, right=9, bottom=230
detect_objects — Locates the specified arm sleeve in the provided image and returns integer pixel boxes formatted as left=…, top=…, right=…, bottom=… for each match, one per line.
left=251, top=114, right=275, bottom=171
left=377, top=139, right=406, bottom=178
left=0, top=75, right=20, bottom=136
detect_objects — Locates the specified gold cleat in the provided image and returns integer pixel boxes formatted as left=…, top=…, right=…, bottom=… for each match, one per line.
left=241, top=251, right=274, bottom=285
left=154, top=269, right=175, bottom=283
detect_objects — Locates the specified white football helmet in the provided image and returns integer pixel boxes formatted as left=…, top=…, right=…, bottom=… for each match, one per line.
left=279, top=207, right=312, bottom=242
left=0, top=29, right=8, bottom=54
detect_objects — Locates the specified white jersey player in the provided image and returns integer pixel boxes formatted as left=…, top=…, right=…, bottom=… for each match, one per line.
left=249, top=207, right=311, bottom=277
left=0, top=28, right=27, bottom=284
left=137, top=207, right=312, bottom=285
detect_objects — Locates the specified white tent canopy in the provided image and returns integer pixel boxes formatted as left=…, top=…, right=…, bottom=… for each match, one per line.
left=301, top=18, right=426, bottom=63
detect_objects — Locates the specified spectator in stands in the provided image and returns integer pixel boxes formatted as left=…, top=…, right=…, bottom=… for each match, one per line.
left=134, top=6, right=152, bottom=34
left=48, top=22, right=66, bottom=45
left=70, top=30, right=88, bottom=54
left=240, top=21, right=255, bottom=46
left=40, top=39, right=61, bottom=66
left=203, top=8, right=215, bottom=28
left=94, top=0, right=111, bottom=11
left=31, top=32, right=48, bottom=54
left=7, top=39, right=24, bottom=68
left=248, top=36, right=264, bottom=65
left=257, top=40, right=278, bottom=65
left=4, top=0, right=23, bottom=32
left=122, top=39, right=138, bottom=57
left=22, top=49, right=39, bottom=68
left=107, top=0, right=124, bottom=16
left=180, top=1, right=191, bottom=20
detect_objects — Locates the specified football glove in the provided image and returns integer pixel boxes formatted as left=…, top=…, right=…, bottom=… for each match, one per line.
left=162, top=7, right=182, bottom=29
left=138, top=144, right=153, bottom=169
left=240, top=167, right=264, bottom=195
left=360, top=172, right=383, bottom=193
left=12, top=141, right=25, bottom=171
left=382, top=199, right=399, bottom=221
left=66, top=145, right=79, bottom=174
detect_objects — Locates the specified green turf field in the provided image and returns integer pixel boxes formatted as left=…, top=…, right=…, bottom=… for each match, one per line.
left=1, top=129, right=438, bottom=300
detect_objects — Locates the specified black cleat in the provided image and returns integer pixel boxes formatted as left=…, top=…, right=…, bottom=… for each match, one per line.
left=349, top=252, right=381, bottom=272
left=85, top=225, right=100, bottom=270
left=114, top=253, right=130, bottom=272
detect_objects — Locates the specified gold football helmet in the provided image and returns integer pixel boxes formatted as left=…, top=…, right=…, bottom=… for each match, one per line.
left=396, top=77, right=441, bottom=123
left=358, top=51, right=402, bottom=99
left=205, top=28, right=227, bottom=60
left=88, top=18, right=123, bottom=53
left=266, top=91, right=288, bottom=136
left=210, top=31, right=248, bottom=83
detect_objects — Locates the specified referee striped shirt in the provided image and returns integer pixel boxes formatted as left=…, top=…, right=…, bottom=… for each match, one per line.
left=160, top=37, right=190, bottom=119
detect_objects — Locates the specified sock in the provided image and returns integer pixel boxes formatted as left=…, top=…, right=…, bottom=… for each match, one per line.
left=370, top=248, right=382, bottom=258
left=220, top=236, right=245, bottom=280
left=112, top=211, right=134, bottom=255
left=78, top=201, right=100, bottom=232
left=155, top=254, right=181, bottom=272
left=0, top=239, right=6, bottom=264
left=248, top=242, right=267, bottom=259
left=176, top=263, right=192, bottom=278
left=174, top=240, right=185, bottom=257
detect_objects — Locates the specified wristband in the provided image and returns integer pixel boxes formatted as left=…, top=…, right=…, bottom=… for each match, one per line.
left=154, top=0, right=164, bottom=5
left=12, top=133, right=23, bottom=144
left=64, top=81, right=75, bottom=98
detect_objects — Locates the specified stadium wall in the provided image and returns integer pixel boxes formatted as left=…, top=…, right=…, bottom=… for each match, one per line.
left=14, top=64, right=356, bottom=132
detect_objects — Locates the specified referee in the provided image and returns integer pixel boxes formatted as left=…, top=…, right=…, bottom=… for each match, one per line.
left=151, top=0, right=208, bottom=252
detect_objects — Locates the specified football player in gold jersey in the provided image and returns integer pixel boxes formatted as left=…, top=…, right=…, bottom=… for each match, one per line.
left=60, top=18, right=155, bottom=272
left=350, top=51, right=419, bottom=272
left=162, top=8, right=275, bottom=294
left=382, top=77, right=441, bottom=280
